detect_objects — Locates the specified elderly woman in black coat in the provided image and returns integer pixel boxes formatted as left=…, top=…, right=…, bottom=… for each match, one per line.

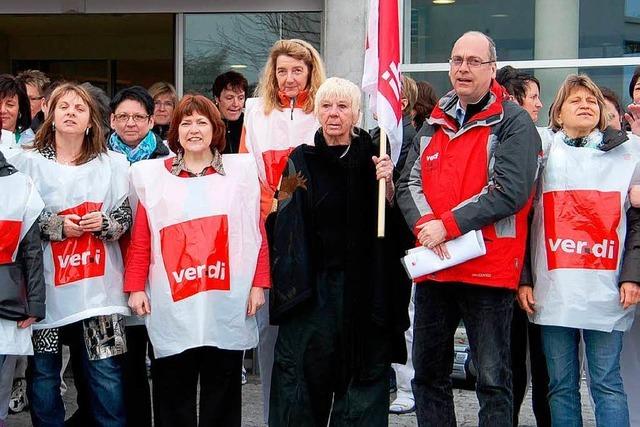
left=267, top=77, right=410, bottom=427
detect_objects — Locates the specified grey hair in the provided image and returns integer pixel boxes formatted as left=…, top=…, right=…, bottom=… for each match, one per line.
left=460, top=31, right=497, bottom=62
left=314, top=77, right=362, bottom=130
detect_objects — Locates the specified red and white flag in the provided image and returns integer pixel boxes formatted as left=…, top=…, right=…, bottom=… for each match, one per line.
left=362, top=0, right=403, bottom=164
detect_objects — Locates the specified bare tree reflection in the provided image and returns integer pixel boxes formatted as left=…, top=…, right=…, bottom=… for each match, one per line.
left=184, top=12, right=321, bottom=96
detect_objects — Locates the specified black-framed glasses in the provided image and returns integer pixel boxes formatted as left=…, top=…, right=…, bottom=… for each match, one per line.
left=114, top=113, right=150, bottom=123
left=449, top=56, right=495, bottom=68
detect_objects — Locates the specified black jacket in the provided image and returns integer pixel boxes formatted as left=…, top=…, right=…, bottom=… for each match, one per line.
left=267, top=129, right=411, bottom=363
left=0, top=151, right=46, bottom=321
left=222, top=113, right=244, bottom=154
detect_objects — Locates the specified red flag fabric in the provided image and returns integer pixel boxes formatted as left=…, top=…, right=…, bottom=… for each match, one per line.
left=362, top=0, right=403, bottom=164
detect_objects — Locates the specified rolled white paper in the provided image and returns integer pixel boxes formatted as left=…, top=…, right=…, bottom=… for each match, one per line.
left=401, top=230, right=486, bottom=280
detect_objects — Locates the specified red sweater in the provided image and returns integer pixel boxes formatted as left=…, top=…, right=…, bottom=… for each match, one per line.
left=123, top=158, right=271, bottom=292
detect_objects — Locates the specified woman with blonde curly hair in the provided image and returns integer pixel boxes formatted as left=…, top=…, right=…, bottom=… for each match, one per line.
left=240, top=38, right=325, bottom=423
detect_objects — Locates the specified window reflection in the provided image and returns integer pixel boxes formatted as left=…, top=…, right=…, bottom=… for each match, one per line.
left=406, top=0, right=640, bottom=61
left=184, top=12, right=322, bottom=97
left=407, top=66, right=636, bottom=126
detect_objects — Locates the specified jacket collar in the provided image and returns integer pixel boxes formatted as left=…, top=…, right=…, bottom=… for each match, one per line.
left=278, top=90, right=309, bottom=109
left=600, top=126, right=629, bottom=152
left=429, top=79, right=509, bottom=135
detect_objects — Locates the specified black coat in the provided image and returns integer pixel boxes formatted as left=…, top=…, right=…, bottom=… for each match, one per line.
left=0, top=151, right=46, bottom=321
left=267, top=128, right=412, bottom=363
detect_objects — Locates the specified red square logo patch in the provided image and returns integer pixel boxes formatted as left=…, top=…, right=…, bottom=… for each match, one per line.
left=543, top=190, right=621, bottom=270
left=160, top=215, right=230, bottom=302
left=262, top=148, right=294, bottom=188
left=0, top=220, right=21, bottom=264
left=51, top=202, right=106, bottom=286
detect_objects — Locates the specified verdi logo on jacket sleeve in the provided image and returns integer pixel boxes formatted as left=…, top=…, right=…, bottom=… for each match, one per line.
left=543, top=190, right=620, bottom=270
left=160, top=214, right=231, bottom=302
left=51, top=202, right=106, bottom=286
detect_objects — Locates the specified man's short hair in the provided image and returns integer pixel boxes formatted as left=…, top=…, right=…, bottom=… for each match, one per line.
left=16, top=69, right=50, bottom=94
left=459, top=31, right=497, bottom=62
left=212, top=71, right=249, bottom=99
left=110, top=86, right=155, bottom=116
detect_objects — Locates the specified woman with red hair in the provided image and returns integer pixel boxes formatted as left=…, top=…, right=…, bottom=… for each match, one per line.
left=124, top=94, right=269, bottom=427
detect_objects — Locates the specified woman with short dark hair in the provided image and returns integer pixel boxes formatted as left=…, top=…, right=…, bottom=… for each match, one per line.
left=125, top=94, right=270, bottom=427
left=0, top=74, right=34, bottom=149
left=212, top=70, right=248, bottom=154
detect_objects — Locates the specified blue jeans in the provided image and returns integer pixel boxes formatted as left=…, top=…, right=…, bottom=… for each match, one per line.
left=27, top=322, right=126, bottom=427
left=541, top=325, right=629, bottom=427
left=412, top=281, right=514, bottom=427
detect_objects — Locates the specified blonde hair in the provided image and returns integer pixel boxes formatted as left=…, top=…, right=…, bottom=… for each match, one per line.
left=549, top=74, right=607, bottom=132
left=255, top=39, right=326, bottom=115
left=31, top=83, right=107, bottom=165
left=314, top=77, right=362, bottom=134
left=401, top=75, right=418, bottom=114
left=148, top=81, right=177, bottom=104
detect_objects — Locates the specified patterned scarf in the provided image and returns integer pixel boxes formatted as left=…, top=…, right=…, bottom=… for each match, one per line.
left=108, top=131, right=157, bottom=163
left=559, top=129, right=604, bottom=151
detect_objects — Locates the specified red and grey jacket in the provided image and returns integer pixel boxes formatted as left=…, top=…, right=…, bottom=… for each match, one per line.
left=396, top=80, right=541, bottom=289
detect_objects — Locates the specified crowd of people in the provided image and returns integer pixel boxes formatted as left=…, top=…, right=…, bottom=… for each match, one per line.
left=1, top=30, right=640, bottom=427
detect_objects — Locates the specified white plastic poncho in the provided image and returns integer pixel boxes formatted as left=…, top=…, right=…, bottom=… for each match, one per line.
left=531, top=130, right=640, bottom=332
left=12, top=150, right=130, bottom=329
left=129, top=155, right=261, bottom=359
left=243, top=97, right=318, bottom=190
left=0, top=172, right=44, bottom=355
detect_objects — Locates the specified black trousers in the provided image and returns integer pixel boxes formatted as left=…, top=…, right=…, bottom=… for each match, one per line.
left=511, top=301, right=551, bottom=427
left=270, top=270, right=391, bottom=427
left=123, top=325, right=153, bottom=427
left=152, top=346, right=243, bottom=427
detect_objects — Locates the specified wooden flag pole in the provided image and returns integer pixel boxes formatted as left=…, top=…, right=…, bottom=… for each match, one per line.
left=377, top=129, right=387, bottom=238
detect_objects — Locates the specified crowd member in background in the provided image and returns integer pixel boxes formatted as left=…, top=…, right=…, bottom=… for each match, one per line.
left=495, top=65, right=550, bottom=427
left=16, top=70, right=49, bottom=132
left=213, top=70, right=248, bottom=154
left=0, top=149, right=45, bottom=427
left=268, top=77, right=408, bottom=426
left=125, top=94, right=269, bottom=427
left=81, top=83, right=111, bottom=137
left=109, top=86, right=167, bottom=163
left=369, top=75, right=418, bottom=415
left=109, top=85, right=169, bottom=427
left=0, top=74, right=34, bottom=147
left=522, top=74, right=640, bottom=427
left=411, top=81, right=438, bottom=131
left=241, top=38, right=326, bottom=424
left=148, top=82, right=177, bottom=141
left=600, top=87, right=623, bottom=131
left=13, top=83, right=131, bottom=427
left=620, top=68, right=640, bottom=426
left=398, top=32, right=540, bottom=426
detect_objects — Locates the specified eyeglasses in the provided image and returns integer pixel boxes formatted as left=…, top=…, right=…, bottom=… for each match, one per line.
left=114, top=113, right=150, bottom=123
left=154, top=101, right=174, bottom=109
left=449, top=56, right=495, bottom=68
left=29, top=96, right=44, bottom=102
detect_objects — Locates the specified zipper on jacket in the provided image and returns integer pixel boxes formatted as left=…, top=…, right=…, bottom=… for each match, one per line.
left=290, top=96, right=296, bottom=120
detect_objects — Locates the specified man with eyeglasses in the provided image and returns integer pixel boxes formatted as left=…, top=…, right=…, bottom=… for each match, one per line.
left=16, top=69, right=50, bottom=132
left=397, top=31, right=540, bottom=426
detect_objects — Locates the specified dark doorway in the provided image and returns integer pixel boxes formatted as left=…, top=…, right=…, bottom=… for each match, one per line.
left=0, top=14, right=174, bottom=96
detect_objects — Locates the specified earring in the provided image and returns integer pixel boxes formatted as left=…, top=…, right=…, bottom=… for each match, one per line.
left=52, top=122, right=56, bottom=131
left=85, top=127, right=90, bottom=136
